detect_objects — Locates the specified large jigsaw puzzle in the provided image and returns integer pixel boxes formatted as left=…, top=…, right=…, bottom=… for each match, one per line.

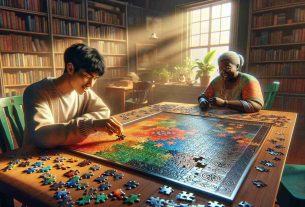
left=67, top=111, right=270, bottom=201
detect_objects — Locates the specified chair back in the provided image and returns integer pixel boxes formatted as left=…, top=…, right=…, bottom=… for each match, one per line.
left=0, top=96, right=24, bottom=153
left=263, top=81, right=280, bottom=110
left=131, top=81, right=153, bottom=104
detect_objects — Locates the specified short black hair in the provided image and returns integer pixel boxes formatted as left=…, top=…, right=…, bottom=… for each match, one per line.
left=64, top=43, right=105, bottom=76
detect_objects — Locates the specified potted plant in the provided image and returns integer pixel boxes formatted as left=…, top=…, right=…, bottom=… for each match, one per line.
left=173, top=57, right=195, bottom=84
left=152, top=64, right=170, bottom=84
left=193, top=50, right=217, bottom=86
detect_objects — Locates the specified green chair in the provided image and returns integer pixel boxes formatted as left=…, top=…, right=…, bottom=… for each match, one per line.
left=0, top=96, right=24, bottom=207
left=263, top=81, right=280, bottom=110
left=277, top=164, right=305, bottom=207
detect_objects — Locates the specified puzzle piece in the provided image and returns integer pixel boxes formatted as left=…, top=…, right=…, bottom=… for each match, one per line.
left=40, top=172, right=52, bottom=179
left=77, top=182, right=89, bottom=190
left=2, top=164, right=15, bottom=172
left=159, top=185, right=174, bottom=195
left=38, top=166, right=52, bottom=172
left=89, top=164, right=101, bottom=171
left=113, top=172, right=124, bottom=180
left=103, top=169, right=117, bottom=176
left=177, top=191, right=195, bottom=202
left=116, top=134, right=126, bottom=140
left=124, top=180, right=139, bottom=190
left=81, top=172, right=94, bottom=179
left=64, top=170, right=80, bottom=178
left=8, top=159, right=21, bottom=165
left=94, top=175, right=107, bottom=183
left=260, top=160, right=276, bottom=167
left=67, top=158, right=78, bottom=163
left=32, top=161, right=44, bottom=167
left=50, top=181, right=65, bottom=191
left=124, top=194, right=141, bottom=204
left=39, top=155, right=51, bottom=161
left=54, top=157, right=66, bottom=163
left=23, top=166, right=37, bottom=174
left=207, top=201, right=224, bottom=207
left=255, top=166, right=270, bottom=172
left=109, top=188, right=125, bottom=200
left=84, top=187, right=98, bottom=197
left=18, top=161, right=31, bottom=167
left=267, top=148, right=284, bottom=156
left=275, top=145, right=285, bottom=149
left=57, top=197, right=74, bottom=207
left=273, top=157, right=281, bottom=161
left=54, top=163, right=70, bottom=170
left=238, top=201, right=253, bottom=207
left=77, top=195, right=92, bottom=205
left=98, top=182, right=112, bottom=191
left=146, top=196, right=166, bottom=207
left=78, top=160, right=92, bottom=167
left=95, top=193, right=108, bottom=204
left=42, top=176, right=56, bottom=185
left=54, top=189, right=70, bottom=200
left=253, top=179, right=267, bottom=188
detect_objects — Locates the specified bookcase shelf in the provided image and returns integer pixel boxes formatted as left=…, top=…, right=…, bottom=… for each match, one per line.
left=248, top=0, right=305, bottom=127
left=0, top=0, right=128, bottom=96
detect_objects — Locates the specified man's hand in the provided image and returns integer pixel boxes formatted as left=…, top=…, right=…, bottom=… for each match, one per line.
left=93, top=117, right=123, bottom=136
left=208, top=97, right=227, bottom=107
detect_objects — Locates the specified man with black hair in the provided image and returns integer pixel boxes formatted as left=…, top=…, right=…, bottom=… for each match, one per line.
left=23, top=43, right=123, bottom=148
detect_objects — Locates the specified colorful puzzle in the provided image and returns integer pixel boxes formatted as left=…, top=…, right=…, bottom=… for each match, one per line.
left=67, top=112, right=270, bottom=201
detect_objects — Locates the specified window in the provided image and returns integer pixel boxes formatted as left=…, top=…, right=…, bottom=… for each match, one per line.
left=188, top=1, right=232, bottom=78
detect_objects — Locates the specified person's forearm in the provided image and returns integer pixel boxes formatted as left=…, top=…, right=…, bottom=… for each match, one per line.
left=226, top=100, right=262, bottom=113
left=226, top=100, right=245, bottom=112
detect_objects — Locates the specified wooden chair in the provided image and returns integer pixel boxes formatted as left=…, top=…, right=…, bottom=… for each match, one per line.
left=263, top=81, right=280, bottom=110
left=125, top=81, right=152, bottom=110
left=0, top=96, right=24, bottom=207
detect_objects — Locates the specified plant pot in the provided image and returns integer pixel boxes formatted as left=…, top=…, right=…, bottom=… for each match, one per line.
left=200, top=75, right=211, bottom=87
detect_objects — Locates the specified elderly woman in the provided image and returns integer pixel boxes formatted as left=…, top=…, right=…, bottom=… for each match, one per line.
left=198, top=51, right=264, bottom=113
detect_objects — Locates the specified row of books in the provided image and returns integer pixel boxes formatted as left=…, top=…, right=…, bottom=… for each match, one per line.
left=1, top=53, right=51, bottom=67
left=90, top=41, right=126, bottom=54
left=0, top=0, right=47, bottom=12
left=250, top=47, right=305, bottom=62
left=3, top=69, right=52, bottom=85
left=252, top=8, right=305, bottom=28
left=88, top=8, right=123, bottom=26
left=0, top=10, right=48, bottom=32
left=4, top=88, right=25, bottom=96
left=53, top=38, right=84, bottom=53
left=260, top=78, right=305, bottom=93
left=253, top=0, right=305, bottom=10
left=252, top=29, right=305, bottom=45
left=0, top=34, right=49, bottom=52
left=52, top=19, right=86, bottom=37
left=102, top=67, right=127, bottom=79
left=52, top=0, right=85, bottom=19
left=249, top=63, right=305, bottom=76
left=89, top=26, right=125, bottom=40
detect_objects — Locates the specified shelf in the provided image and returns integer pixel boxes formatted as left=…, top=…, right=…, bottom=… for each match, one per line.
left=250, top=60, right=305, bottom=64
left=107, top=66, right=128, bottom=68
left=252, top=22, right=305, bottom=31
left=258, top=76, right=305, bottom=79
left=0, top=51, right=51, bottom=54
left=0, top=28, right=49, bottom=36
left=53, top=34, right=87, bottom=40
left=2, top=67, right=53, bottom=69
left=253, top=2, right=305, bottom=14
left=0, top=6, right=48, bottom=16
left=251, top=42, right=305, bottom=48
left=103, top=54, right=127, bottom=56
left=89, top=38, right=126, bottom=42
left=4, top=84, right=29, bottom=88
left=88, top=20, right=126, bottom=28
left=52, top=15, right=86, bottom=23
left=88, top=0, right=123, bottom=15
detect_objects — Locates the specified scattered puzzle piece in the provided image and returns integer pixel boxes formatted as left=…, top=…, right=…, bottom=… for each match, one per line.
left=77, top=195, right=91, bottom=205
left=255, top=166, right=270, bottom=172
left=50, top=181, right=65, bottom=191
left=67, top=158, right=78, bottom=163
left=94, top=175, right=107, bottom=183
left=39, top=156, right=51, bottom=161
left=253, top=179, right=267, bottom=188
left=113, top=172, right=124, bottom=180
left=78, top=160, right=92, bottom=167
left=109, top=188, right=125, bottom=200
left=38, top=166, right=52, bottom=173
left=146, top=196, right=166, bottom=207
left=18, top=161, right=31, bottom=167
left=57, top=196, right=74, bottom=207
left=64, top=170, right=80, bottom=178
left=95, top=193, right=108, bottom=204
left=124, top=180, right=139, bottom=190
left=81, top=172, right=94, bottom=179
left=23, top=167, right=37, bottom=174
left=177, top=191, right=195, bottom=202
left=42, top=176, right=56, bottom=185
left=98, top=182, right=112, bottom=191
left=32, top=161, right=44, bottom=167
left=55, top=189, right=70, bottom=200
left=89, top=164, right=101, bottom=171
left=159, top=185, right=174, bottom=195
left=238, top=201, right=253, bottom=207
left=260, top=160, right=275, bottom=167
left=2, top=164, right=15, bottom=172
left=54, top=157, right=66, bottom=163
left=124, top=194, right=141, bottom=204
left=207, top=201, right=224, bottom=207
left=84, top=187, right=97, bottom=197
left=77, top=182, right=89, bottom=190
left=103, top=169, right=116, bottom=176
left=54, top=163, right=70, bottom=170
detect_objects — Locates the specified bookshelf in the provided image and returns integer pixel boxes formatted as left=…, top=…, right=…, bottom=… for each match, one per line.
left=0, top=0, right=128, bottom=97
left=247, top=0, right=305, bottom=127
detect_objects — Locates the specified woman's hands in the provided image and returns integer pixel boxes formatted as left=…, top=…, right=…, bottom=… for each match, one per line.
left=93, top=117, right=123, bottom=136
left=208, top=97, right=227, bottom=107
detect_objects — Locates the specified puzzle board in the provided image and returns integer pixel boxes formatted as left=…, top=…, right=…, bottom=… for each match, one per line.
left=67, top=112, right=271, bottom=201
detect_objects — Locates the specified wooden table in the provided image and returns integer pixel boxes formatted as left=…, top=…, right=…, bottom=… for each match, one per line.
left=105, top=84, right=133, bottom=113
left=0, top=102, right=297, bottom=207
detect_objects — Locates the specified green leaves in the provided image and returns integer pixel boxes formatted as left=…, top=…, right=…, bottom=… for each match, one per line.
left=193, top=50, right=217, bottom=80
